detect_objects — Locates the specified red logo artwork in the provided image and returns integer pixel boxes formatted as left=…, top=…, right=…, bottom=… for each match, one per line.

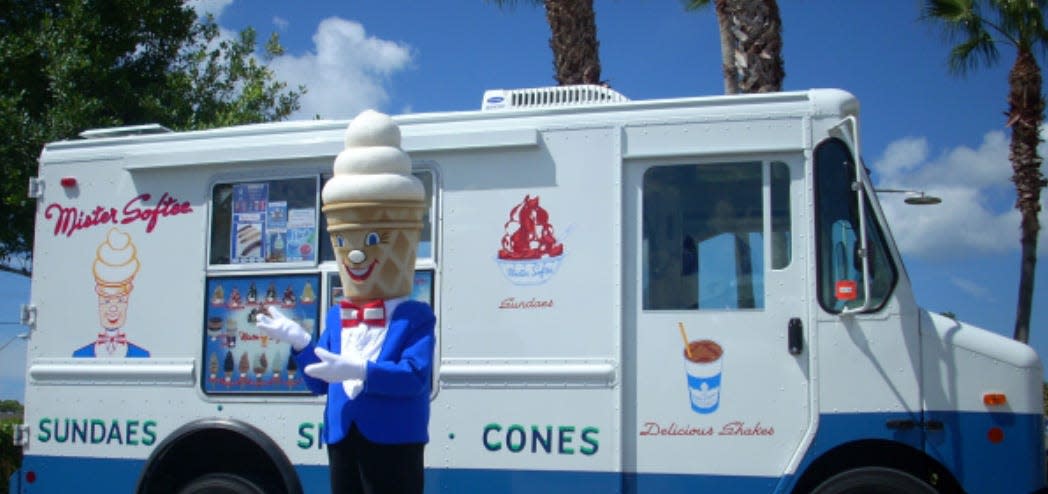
left=498, top=195, right=564, bottom=260
left=44, top=192, right=193, bottom=237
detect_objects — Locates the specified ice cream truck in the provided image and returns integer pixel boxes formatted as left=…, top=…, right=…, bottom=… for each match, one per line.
left=9, top=86, right=1046, bottom=494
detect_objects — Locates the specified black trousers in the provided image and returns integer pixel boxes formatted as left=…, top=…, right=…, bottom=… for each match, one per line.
left=327, top=424, right=425, bottom=494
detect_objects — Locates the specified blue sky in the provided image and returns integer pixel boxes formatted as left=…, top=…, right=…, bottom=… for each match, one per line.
left=1, top=0, right=1046, bottom=401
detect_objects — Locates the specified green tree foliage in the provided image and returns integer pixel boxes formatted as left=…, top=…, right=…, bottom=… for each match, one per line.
left=0, top=0, right=304, bottom=277
left=0, top=401, right=22, bottom=415
left=1, top=418, right=22, bottom=494
left=924, top=0, right=1048, bottom=343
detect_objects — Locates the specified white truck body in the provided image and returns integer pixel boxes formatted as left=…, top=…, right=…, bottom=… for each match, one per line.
left=10, top=87, right=1045, bottom=493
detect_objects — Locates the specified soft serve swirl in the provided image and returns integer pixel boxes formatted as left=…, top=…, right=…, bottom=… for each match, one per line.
left=322, top=110, right=424, bottom=205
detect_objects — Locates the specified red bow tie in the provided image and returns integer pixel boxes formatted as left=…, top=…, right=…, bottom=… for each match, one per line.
left=341, top=299, right=386, bottom=327
left=95, top=332, right=129, bottom=352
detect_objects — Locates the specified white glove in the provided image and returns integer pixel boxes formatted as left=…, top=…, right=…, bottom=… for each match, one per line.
left=304, top=347, right=367, bottom=384
left=255, top=306, right=311, bottom=351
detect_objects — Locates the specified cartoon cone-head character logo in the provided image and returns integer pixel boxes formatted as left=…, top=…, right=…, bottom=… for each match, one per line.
left=322, top=109, right=425, bottom=300
left=73, top=227, right=150, bottom=358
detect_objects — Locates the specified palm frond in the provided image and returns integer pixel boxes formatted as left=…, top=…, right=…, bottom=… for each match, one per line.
left=949, top=30, right=999, bottom=74
left=485, top=0, right=543, bottom=8
left=683, top=0, right=712, bottom=12
left=923, top=0, right=974, bottom=22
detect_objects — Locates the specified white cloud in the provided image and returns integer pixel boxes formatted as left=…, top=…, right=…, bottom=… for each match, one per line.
left=273, top=16, right=289, bottom=31
left=872, top=130, right=1047, bottom=259
left=950, top=275, right=994, bottom=301
left=184, top=0, right=234, bottom=20
left=268, top=18, right=414, bottom=120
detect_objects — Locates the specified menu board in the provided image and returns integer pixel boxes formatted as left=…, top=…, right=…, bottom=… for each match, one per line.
left=203, top=273, right=321, bottom=394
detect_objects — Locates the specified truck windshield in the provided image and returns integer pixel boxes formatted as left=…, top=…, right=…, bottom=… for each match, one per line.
left=814, top=138, right=897, bottom=313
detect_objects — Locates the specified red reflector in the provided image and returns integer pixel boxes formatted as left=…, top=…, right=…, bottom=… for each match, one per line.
left=59, top=176, right=77, bottom=187
left=835, top=280, right=858, bottom=301
left=987, top=427, right=1004, bottom=444
left=983, top=393, right=1007, bottom=406
left=26, top=470, right=36, bottom=483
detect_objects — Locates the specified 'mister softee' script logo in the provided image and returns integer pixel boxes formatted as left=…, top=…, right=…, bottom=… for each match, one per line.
left=44, top=192, right=193, bottom=237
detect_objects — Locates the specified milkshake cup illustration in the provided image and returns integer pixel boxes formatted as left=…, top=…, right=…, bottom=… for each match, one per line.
left=679, top=323, right=723, bottom=414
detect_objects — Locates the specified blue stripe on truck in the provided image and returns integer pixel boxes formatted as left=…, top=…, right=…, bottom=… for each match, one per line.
left=10, top=411, right=1044, bottom=493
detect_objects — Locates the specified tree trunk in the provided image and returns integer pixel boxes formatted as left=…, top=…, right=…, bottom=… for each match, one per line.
left=712, top=0, right=739, bottom=94
left=1007, top=48, right=1046, bottom=343
left=734, top=0, right=784, bottom=93
left=712, top=0, right=784, bottom=95
left=544, top=0, right=601, bottom=85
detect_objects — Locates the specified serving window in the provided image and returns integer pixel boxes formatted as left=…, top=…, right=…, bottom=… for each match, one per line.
left=209, top=176, right=320, bottom=266
left=202, top=168, right=439, bottom=395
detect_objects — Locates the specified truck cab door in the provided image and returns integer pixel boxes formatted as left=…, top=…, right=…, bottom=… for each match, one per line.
left=623, top=156, right=812, bottom=491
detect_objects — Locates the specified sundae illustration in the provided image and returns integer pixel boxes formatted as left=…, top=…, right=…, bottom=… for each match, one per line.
left=73, top=228, right=150, bottom=358
left=496, top=195, right=565, bottom=285
left=300, top=282, right=316, bottom=304
left=211, top=285, right=225, bottom=305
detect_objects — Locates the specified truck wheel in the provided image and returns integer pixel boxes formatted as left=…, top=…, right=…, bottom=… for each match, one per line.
left=175, top=473, right=268, bottom=494
left=810, top=466, right=937, bottom=494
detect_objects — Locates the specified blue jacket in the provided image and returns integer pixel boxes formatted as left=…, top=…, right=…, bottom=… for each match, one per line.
left=294, top=300, right=435, bottom=445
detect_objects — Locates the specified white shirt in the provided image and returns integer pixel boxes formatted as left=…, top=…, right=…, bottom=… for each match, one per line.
left=339, top=296, right=407, bottom=398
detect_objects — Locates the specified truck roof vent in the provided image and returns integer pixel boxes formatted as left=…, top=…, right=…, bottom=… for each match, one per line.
left=79, top=123, right=173, bottom=139
left=481, top=85, right=629, bottom=111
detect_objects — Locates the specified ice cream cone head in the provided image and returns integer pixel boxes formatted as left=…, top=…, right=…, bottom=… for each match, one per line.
left=325, top=202, right=423, bottom=300
left=323, top=110, right=425, bottom=301
left=93, top=228, right=139, bottom=329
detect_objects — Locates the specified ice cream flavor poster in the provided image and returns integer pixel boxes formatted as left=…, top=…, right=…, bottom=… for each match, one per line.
left=203, top=273, right=320, bottom=394
left=284, top=208, right=317, bottom=262
left=231, top=183, right=268, bottom=263
left=266, top=201, right=288, bottom=262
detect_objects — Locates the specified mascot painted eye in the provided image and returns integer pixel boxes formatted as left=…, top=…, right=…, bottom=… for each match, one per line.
left=365, top=232, right=381, bottom=246
left=335, top=235, right=346, bottom=248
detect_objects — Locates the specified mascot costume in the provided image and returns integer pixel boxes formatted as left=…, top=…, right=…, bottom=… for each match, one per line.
left=257, top=110, right=435, bottom=494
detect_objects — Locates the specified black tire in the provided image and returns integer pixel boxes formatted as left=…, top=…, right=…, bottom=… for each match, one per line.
left=810, top=466, right=937, bottom=494
left=175, top=473, right=268, bottom=494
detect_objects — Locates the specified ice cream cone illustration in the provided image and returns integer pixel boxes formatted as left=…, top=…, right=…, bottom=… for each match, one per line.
left=322, top=110, right=425, bottom=301
left=73, top=228, right=150, bottom=358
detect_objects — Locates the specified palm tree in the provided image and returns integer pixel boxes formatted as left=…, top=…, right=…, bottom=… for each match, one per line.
left=925, top=0, right=1048, bottom=343
left=684, top=0, right=785, bottom=94
left=684, top=0, right=784, bottom=306
left=486, top=0, right=602, bottom=85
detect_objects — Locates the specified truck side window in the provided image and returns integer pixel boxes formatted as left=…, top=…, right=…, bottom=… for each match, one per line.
left=814, top=138, right=897, bottom=313
left=643, top=162, right=787, bottom=310
left=209, top=177, right=320, bottom=265
left=319, top=170, right=435, bottom=262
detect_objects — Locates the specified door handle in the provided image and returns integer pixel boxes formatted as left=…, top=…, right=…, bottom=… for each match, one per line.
left=886, top=419, right=917, bottom=430
left=788, top=317, right=803, bottom=355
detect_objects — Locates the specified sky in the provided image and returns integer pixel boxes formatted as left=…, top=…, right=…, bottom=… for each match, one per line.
left=1, top=0, right=1046, bottom=401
